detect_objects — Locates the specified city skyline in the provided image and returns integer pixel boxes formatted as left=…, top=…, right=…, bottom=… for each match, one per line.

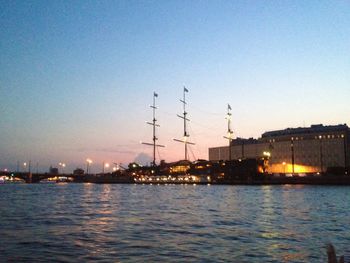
left=1, top=1, right=350, bottom=173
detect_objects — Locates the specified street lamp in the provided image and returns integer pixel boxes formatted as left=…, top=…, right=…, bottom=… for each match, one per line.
left=59, top=162, right=66, bottom=174
left=263, top=151, right=271, bottom=158
left=86, top=159, right=92, bottom=174
left=102, top=162, right=109, bottom=174
left=318, top=135, right=323, bottom=173
left=282, top=162, right=286, bottom=174
left=23, top=161, right=31, bottom=173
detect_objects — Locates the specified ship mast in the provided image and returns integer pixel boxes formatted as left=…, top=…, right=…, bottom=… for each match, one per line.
left=223, top=104, right=234, bottom=161
left=174, top=87, right=195, bottom=160
left=141, top=92, right=165, bottom=166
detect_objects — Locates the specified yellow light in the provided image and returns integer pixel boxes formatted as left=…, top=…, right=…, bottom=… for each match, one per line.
left=86, top=158, right=92, bottom=164
left=269, top=163, right=318, bottom=173
left=263, top=151, right=271, bottom=157
left=105, top=163, right=110, bottom=168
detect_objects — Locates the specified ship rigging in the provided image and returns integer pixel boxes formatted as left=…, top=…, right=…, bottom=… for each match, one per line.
left=223, top=103, right=234, bottom=161
left=173, top=87, right=195, bottom=161
left=141, top=92, right=165, bottom=166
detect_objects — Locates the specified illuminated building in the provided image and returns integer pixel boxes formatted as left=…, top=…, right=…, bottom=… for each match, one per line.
left=209, top=124, right=350, bottom=173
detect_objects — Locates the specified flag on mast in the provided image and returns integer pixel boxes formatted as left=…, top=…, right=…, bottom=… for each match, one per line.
left=184, top=87, right=188, bottom=92
left=228, top=104, right=231, bottom=110
left=154, top=92, right=158, bottom=97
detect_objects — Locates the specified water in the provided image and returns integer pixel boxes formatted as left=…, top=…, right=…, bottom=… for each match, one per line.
left=0, top=184, right=349, bottom=262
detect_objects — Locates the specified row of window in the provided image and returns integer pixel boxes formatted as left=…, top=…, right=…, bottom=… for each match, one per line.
left=314, top=134, right=345, bottom=139
left=268, top=134, right=345, bottom=143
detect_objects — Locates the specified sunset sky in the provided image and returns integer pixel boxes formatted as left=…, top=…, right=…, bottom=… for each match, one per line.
left=1, top=1, right=349, bottom=173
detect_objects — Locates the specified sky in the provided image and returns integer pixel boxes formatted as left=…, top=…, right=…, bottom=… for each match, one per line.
left=1, top=0, right=350, bottom=173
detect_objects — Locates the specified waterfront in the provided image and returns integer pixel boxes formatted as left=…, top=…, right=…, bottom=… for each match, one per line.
left=0, top=184, right=349, bottom=262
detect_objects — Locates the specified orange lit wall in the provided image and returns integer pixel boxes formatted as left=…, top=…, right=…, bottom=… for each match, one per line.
left=268, top=163, right=318, bottom=174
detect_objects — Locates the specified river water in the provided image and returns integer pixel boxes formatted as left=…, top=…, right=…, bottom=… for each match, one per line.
left=0, top=184, right=349, bottom=262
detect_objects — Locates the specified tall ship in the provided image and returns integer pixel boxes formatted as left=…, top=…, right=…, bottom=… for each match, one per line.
left=133, top=88, right=267, bottom=184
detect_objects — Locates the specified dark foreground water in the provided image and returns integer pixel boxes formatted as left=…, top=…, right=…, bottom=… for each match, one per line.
left=0, top=184, right=349, bottom=262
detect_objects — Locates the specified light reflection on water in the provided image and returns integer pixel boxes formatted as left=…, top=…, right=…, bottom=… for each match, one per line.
left=0, top=184, right=349, bottom=262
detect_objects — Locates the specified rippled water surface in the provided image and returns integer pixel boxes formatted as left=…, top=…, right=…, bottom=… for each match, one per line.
left=0, top=184, right=349, bottom=262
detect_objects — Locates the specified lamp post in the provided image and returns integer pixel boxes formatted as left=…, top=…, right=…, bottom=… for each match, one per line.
left=262, top=151, right=270, bottom=173
left=319, top=135, right=323, bottom=173
left=102, top=162, right=109, bottom=174
left=342, top=133, right=347, bottom=170
left=263, top=151, right=271, bottom=158
left=23, top=161, right=31, bottom=173
left=291, top=138, right=295, bottom=174
left=59, top=162, right=66, bottom=174
left=86, top=159, right=92, bottom=174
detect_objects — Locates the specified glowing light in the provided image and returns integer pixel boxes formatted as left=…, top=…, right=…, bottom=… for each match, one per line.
left=104, top=163, right=110, bottom=168
left=269, top=163, right=318, bottom=173
left=263, top=151, right=271, bottom=157
left=86, top=158, right=92, bottom=164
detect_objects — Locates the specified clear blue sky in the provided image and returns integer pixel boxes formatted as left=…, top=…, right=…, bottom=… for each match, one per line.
left=1, top=0, right=349, bottom=173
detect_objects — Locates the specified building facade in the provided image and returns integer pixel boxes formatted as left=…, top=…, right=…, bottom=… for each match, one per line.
left=209, top=124, right=350, bottom=173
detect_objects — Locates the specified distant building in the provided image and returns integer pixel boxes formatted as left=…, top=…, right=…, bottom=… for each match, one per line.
left=49, top=166, right=59, bottom=175
left=73, top=168, right=84, bottom=175
left=209, top=124, right=350, bottom=173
